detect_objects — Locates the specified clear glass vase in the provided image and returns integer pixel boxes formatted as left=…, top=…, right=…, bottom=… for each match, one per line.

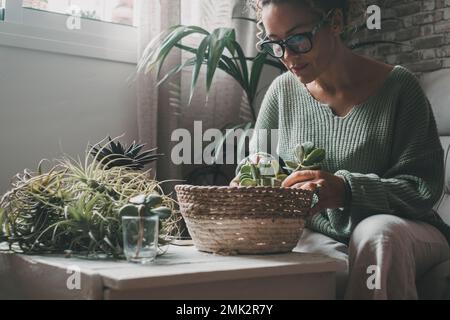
left=122, top=216, right=159, bottom=264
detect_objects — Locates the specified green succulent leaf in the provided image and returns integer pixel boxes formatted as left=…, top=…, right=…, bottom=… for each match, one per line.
left=302, top=148, right=326, bottom=166
left=300, top=164, right=322, bottom=170
left=302, top=142, right=315, bottom=157
left=285, top=160, right=299, bottom=169
left=145, top=194, right=163, bottom=207
left=240, top=165, right=252, bottom=175
left=240, top=178, right=257, bottom=186
left=150, top=206, right=172, bottom=220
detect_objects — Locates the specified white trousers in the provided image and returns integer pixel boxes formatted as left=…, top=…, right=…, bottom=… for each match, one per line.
left=294, top=214, right=450, bottom=299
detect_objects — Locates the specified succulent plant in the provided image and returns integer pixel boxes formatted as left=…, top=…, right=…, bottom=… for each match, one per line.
left=283, top=142, right=326, bottom=173
left=118, top=194, right=172, bottom=220
left=118, top=193, right=173, bottom=259
left=235, top=142, right=325, bottom=187
left=237, top=152, right=288, bottom=187
left=90, top=136, right=162, bottom=170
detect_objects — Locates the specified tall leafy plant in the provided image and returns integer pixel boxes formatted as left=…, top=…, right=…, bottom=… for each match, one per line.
left=138, top=24, right=286, bottom=168
left=138, top=24, right=285, bottom=119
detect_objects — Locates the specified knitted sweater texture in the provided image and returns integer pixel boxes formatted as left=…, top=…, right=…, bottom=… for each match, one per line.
left=248, top=65, right=450, bottom=244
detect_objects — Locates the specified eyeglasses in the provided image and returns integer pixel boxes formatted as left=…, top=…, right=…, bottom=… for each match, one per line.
left=259, top=10, right=334, bottom=59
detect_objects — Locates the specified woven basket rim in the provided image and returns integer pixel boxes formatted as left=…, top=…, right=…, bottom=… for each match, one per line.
left=175, top=184, right=314, bottom=194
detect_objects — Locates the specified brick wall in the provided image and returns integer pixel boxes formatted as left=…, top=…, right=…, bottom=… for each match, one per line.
left=352, top=0, right=450, bottom=77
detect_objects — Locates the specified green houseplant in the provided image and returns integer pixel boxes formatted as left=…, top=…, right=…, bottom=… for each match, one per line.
left=0, top=136, right=180, bottom=258
left=138, top=22, right=286, bottom=168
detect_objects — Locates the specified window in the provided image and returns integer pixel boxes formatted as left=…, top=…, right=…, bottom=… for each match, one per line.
left=21, top=0, right=137, bottom=26
left=0, top=0, right=138, bottom=63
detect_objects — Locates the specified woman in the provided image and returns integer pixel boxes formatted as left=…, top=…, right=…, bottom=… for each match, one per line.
left=231, top=0, right=450, bottom=299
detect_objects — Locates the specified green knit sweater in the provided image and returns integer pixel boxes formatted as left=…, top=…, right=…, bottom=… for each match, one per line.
left=247, top=65, right=450, bottom=245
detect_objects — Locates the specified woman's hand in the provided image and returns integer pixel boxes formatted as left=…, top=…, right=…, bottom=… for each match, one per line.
left=281, top=170, right=346, bottom=215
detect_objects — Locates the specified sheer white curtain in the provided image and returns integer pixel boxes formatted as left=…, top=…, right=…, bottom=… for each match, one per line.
left=137, top=0, right=258, bottom=190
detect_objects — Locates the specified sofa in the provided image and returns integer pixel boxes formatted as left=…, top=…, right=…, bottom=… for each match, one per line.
left=416, top=68, right=450, bottom=299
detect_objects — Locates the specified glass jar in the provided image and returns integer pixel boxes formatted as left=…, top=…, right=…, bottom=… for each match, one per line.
left=122, top=216, right=159, bottom=264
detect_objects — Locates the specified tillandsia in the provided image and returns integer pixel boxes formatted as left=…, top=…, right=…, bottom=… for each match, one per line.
left=236, top=142, right=326, bottom=187
left=0, top=136, right=181, bottom=258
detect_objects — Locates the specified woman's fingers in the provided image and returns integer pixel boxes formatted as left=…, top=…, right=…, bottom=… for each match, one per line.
left=292, top=181, right=320, bottom=192
left=282, top=170, right=318, bottom=187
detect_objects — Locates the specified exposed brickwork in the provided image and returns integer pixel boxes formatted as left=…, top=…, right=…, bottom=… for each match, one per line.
left=353, top=0, right=450, bottom=77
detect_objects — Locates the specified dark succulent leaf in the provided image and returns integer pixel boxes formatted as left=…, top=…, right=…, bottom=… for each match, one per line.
left=119, top=204, right=139, bottom=217
left=90, top=137, right=161, bottom=170
left=129, top=144, right=144, bottom=158
left=302, top=149, right=325, bottom=166
left=285, top=160, right=298, bottom=169
left=302, top=142, right=315, bottom=157
left=145, top=194, right=163, bottom=207
left=124, top=142, right=135, bottom=154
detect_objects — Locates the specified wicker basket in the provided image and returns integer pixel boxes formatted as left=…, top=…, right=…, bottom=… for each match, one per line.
left=175, top=185, right=314, bottom=255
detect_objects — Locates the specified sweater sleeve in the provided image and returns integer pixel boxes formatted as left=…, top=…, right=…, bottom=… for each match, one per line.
left=334, top=72, right=445, bottom=225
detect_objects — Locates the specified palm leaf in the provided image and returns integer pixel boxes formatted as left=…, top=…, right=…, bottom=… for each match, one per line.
left=227, top=40, right=250, bottom=91
left=156, top=57, right=196, bottom=87
left=189, top=35, right=211, bottom=104
left=206, top=28, right=235, bottom=91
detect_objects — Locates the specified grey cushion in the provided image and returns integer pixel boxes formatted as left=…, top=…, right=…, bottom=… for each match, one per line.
left=421, top=69, right=450, bottom=224
left=435, top=137, right=450, bottom=225
left=420, top=70, right=450, bottom=300
left=421, top=69, right=450, bottom=136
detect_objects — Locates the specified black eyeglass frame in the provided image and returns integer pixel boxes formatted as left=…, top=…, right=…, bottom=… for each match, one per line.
left=260, top=9, right=335, bottom=59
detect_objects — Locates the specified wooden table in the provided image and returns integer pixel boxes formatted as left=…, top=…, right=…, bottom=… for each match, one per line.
left=0, top=244, right=340, bottom=300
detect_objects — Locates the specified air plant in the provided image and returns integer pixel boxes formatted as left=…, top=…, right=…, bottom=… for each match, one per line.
left=0, top=137, right=181, bottom=258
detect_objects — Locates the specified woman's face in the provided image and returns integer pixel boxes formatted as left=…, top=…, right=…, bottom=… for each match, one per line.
left=261, top=3, right=338, bottom=84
